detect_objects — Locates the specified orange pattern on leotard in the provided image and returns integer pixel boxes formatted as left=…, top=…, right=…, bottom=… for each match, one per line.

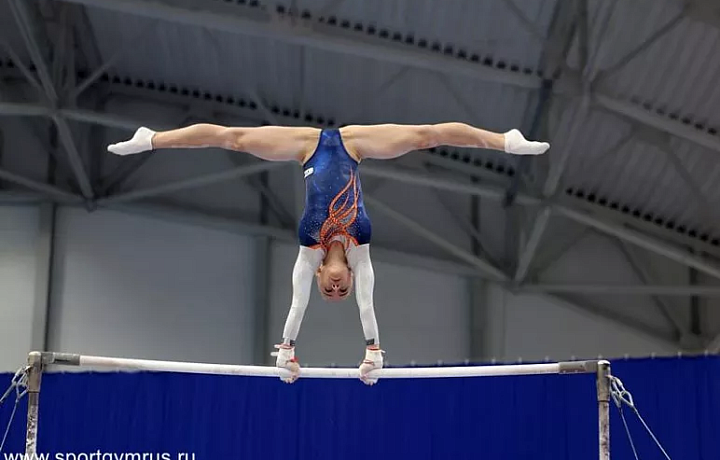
left=318, top=171, right=360, bottom=250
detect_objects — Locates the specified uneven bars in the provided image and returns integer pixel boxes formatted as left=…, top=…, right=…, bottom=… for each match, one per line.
left=37, top=351, right=600, bottom=378
left=25, top=352, right=611, bottom=459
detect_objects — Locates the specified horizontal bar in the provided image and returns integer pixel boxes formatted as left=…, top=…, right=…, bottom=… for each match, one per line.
left=39, top=352, right=598, bottom=378
left=523, top=284, right=720, bottom=297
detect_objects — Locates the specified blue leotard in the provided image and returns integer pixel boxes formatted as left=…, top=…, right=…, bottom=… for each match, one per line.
left=298, top=129, right=371, bottom=249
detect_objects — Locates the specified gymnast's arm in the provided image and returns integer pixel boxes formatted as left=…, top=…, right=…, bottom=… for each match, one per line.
left=346, top=245, right=383, bottom=385
left=280, top=246, right=324, bottom=345
left=272, top=246, right=324, bottom=383
left=107, top=124, right=320, bottom=162
left=340, top=123, right=549, bottom=160
left=347, top=245, right=380, bottom=346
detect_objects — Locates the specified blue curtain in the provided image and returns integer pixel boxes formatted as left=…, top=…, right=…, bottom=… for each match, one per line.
left=1, top=356, right=718, bottom=460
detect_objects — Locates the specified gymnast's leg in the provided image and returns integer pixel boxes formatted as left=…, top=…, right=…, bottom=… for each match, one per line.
left=339, top=123, right=549, bottom=160
left=107, top=123, right=320, bottom=162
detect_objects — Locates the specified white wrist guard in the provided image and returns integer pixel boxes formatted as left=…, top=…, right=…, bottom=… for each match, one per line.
left=273, top=343, right=298, bottom=367
left=359, top=347, right=384, bottom=385
left=363, top=348, right=384, bottom=367
left=272, top=344, right=300, bottom=384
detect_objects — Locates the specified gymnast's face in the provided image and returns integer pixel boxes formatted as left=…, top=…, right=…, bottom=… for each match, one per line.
left=316, top=260, right=353, bottom=301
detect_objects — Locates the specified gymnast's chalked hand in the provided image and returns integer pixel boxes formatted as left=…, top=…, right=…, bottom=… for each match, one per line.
left=359, top=348, right=384, bottom=386
left=503, top=129, right=550, bottom=155
left=273, top=344, right=300, bottom=384
left=107, top=127, right=156, bottom=155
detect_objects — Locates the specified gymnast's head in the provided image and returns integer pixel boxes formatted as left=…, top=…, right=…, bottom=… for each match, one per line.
left=316, top=255, right=353, bottom=301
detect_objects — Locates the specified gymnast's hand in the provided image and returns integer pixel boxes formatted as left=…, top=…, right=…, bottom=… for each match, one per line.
left=107, top=127, right=156, bottom=155
left=359, top=346, right=384, bottom=385
left=273, top=343, right=300, bottom=384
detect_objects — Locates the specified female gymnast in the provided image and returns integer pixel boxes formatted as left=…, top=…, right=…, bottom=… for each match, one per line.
left=108, top=123, right=549, bottom=384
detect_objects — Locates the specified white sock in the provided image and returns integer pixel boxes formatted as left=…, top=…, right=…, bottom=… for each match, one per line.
left=107, top=127, right=156, bottom=155
left=503, top=129, right=550, bottom=155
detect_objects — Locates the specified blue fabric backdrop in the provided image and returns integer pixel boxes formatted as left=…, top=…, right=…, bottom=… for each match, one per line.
left=1, top=356, right=718, bottom=460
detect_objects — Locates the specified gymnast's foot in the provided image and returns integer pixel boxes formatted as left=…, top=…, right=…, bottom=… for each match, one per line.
left=108, top=127, right=156, bottom=155
left=359, top=346, right=384, bottom=386
left=504, top=129, right=550, bottom=155
left=273, top=344, right=300, bottom=384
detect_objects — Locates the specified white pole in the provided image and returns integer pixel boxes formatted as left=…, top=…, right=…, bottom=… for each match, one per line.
left=40, top=352, right=599, bottom=379
left=597, top=360, right=611, bottom=460
left=24, top=352, right=43, bottom=457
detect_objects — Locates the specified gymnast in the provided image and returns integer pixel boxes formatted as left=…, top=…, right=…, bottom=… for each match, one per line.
left=108, top=122, right=549, bottom=384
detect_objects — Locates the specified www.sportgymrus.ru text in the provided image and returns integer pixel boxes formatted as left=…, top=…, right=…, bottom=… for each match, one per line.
left=4, top=453, right=196, bottom=460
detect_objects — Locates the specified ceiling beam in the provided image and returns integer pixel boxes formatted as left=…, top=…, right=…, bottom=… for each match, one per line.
left=7, top=0, right=95, bottom=200
left=0, top=168, right=83, bottom=203
left=4, top=2, right=720, bottom=179
left=95, top=161, right=287, bottom=205
left=95, top=200, right=485, bottom=279
left=91, top=79, right=720, bottom=258
left=547, top=292, right=678, bottom=349
left=0, top=102, right=51, bottom=116
left=522, top=284, right=720, bottom=297
left=556, top=205, right=720, bottom=281
left=57, top=0, right=540, bottom=89
left=560, top=192, right=720, bottom=260
left=614, top=239, right=687, bottom=337
left=594, top=93, right=720, bottom=155
left=0, top=191, right=58, bottom=204
left=365, top=195, right=508, bottom=282
left=53, top=0, right=720, bottom=158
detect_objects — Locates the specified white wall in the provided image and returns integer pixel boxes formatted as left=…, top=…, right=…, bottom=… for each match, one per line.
left=484, top=285, right=679, bottom=362
left=269, top=241, right=471, bottom=366
left=539, top=232, right=678, bottom=332
left=48, top=207, right=256, bottom=365
left=0, top=206, right=40, bottom=370
left=481, top=230, right=688, bottom=362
